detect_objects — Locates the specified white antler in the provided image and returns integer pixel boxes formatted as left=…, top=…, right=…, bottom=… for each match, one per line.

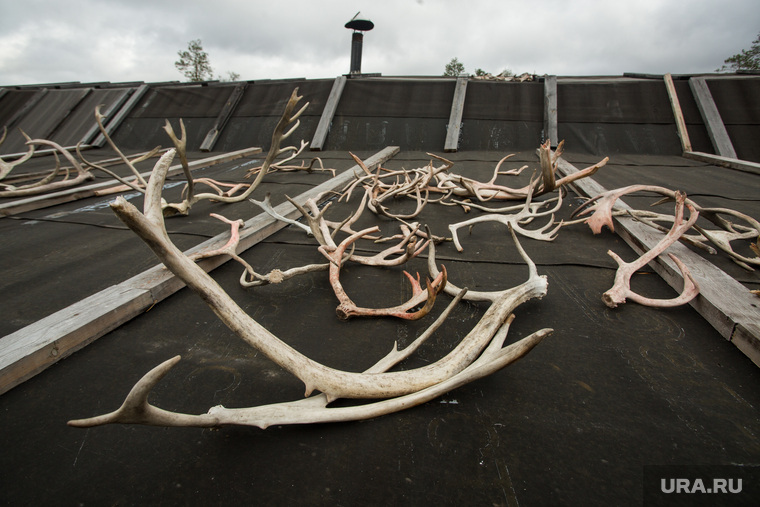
left=0, top=127, right=35, bottom=181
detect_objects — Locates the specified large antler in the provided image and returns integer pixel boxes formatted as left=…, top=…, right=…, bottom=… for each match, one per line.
left=68, top=148, right=550, bottom=427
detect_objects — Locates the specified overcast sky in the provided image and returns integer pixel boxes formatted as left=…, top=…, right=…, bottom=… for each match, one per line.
left=1, top=0, right=758, bottom=86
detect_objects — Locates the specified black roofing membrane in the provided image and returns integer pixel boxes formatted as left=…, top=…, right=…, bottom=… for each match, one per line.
left=1, top=150, right=759, bottom=505
left=0, top=151, right=357, bottom=335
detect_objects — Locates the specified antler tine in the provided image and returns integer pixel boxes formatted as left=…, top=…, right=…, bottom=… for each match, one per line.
left=0, top=128, right=35, bottom=180
left=93, top=104, right=151, bottom=188
left=428, top=224, right=546, bottom=303
left=284, top=194, right=335, bottom=247
left=251, top=193, right=312, bottom=236
left=68, top=355, right=218, bottom=428
left=76, top=143, right=147, bottom=194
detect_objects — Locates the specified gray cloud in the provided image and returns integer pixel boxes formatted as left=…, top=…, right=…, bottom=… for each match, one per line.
left=1, top=0, right=758, bottom=85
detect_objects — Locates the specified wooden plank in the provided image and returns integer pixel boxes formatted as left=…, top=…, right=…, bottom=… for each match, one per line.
left=91, top=84, right=150, bottom=148
left=553, top=153, right=760, bottom=367
left=543, top=75, right=558, bottom=148
left=663, top=73, right=692, bottom=153
left=77, top=88, right=132, bottom=146
left=444, top=76, right=468, bottom=153
left=2, top=89, right=48, bottom=130
left=0, top=287, right=154, bottom=395
left=310, top=76, right=346, bottom=151
left=683, top=151, right=760, bottom=176
left=200, top=83, right=247, bottom=152
left=0, top=147, right=262, bottom=216
left=688, top=77, right=737, bottom=159
left=0, top=146, right=400, bottom=394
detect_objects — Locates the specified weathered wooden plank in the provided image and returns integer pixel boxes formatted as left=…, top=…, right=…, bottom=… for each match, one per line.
left=0, top=286, right=154, bottom=394
left=0, top=147, right=262, bottom=216
left=663, top=73, right=692, bottom=153
left=554, top=153, right=760, bottom=367
left=310, top=76, right=347, bottom=151
left=91, top=84, right=150, bottom=148
left=200, top=83, right=247, bottom=152
left=543, top=75, right=558, bottom=148
left=2, top=89, right=49, bottom=130
left=77, top=88, right=132, bottom=146
left=683, top=151, right=760, bottom=176
left=0, top=146, right=400, bottom=394
left=688, top=77, right=737, bottom=159
left=444, top=76, right=468, bottom=153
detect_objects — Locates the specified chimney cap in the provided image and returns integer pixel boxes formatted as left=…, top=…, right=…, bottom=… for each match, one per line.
left=345, top=12, right=374, bottom=31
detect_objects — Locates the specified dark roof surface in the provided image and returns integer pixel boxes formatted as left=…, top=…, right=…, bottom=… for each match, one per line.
left=1, top=74, right=759, bottom=505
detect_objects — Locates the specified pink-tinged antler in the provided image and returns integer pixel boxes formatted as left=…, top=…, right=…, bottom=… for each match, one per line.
left=571, top=184, right=666, bottom=234
left=602, top=191, right=700, bottom=308
left=318, top=226, right=446, bottom=320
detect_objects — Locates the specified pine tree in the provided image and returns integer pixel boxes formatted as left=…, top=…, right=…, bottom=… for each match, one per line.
left=718, top=33, right=760, bottom=72
left=175, top=39, right=214, bottom=82
left=443, top=57, right=465, bottom=76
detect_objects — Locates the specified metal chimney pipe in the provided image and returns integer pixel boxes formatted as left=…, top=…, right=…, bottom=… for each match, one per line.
left=350, top=32, right=364, bottom=74
left=345, top=13, right=373, bottom=76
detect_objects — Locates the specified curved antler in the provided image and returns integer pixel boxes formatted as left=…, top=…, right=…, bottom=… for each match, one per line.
left=105, top=149, right=549, bottom=402
left=602, top=191, right=700, bottom=308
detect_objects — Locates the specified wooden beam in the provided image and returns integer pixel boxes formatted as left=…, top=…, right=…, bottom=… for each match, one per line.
left=553, top=153, right=760, bottom=367
left=0, top=147, right=262, bottom=217
left=688, top=77, right=737, bottom=159
left=200, top=83, right=247, bottom=152
left=663, top=73, right=692, bottom=152
left=444, top=76, right=468, bottom=152
left=91, top=84, right=150, bottom=148
left=310, top=76, right=347, bottom=151
left=2, top=89, right=49, bottom=130
left=543, top=75, right=558, bottom=148
left=77, top=88, right=133, bottom=146
left=0, top=146, right=400, bottom=395
left=683, top=151, right=760, bottom=176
